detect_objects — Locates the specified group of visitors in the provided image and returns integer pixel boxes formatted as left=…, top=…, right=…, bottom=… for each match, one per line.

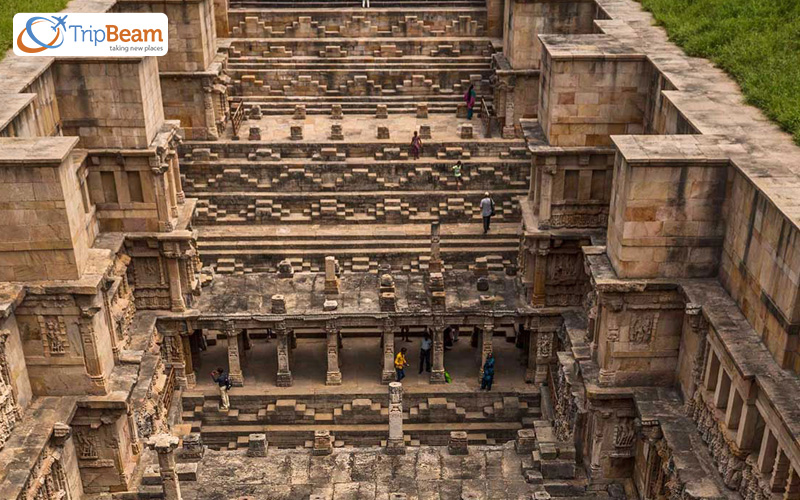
left=393, top=326, right=496, bottom=391
left=408, top=84, right=478, bottom=160
left=406, top=84, right=495, bottom=235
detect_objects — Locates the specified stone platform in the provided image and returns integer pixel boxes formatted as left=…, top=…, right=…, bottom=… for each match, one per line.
left=178, top=444, right=599, bottom=500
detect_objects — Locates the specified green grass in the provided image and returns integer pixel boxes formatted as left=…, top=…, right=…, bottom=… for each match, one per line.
left=0, top=0, right=70, bottom=58
left=639, top=0, right=800, bottom=145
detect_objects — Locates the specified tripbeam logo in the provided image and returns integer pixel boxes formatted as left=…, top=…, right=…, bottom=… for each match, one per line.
left=13, top=13, right=169, bottom=57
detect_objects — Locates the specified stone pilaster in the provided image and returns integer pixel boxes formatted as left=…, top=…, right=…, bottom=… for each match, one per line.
left=150, top=162, right=174, bottom=232
left=531, top=243, right=549, bottom=308
left=224, top=323, right=244, bottom=387
left=169, top=152, right=185, bottom=205
left=326, top=321, right=342, bottom=385
left=79, top=306, right=107, bottom=393
left=146, top=434, right=182, bottom=500
left=537, top=159, right=556, bottom=228
left=162, top=243, right=187, bottom=313
left=386, top=382, right=405, bottom=455
left=202, top=86, right=220, bottom=141
left=381, top=319, right=396, bottom=384
left=275, top=321, right=293, bottom=387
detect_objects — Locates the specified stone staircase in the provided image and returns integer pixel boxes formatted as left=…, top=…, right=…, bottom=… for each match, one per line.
left=181, top=0, right=525, bottom=275
left=180, top=391, right=542, bottom=450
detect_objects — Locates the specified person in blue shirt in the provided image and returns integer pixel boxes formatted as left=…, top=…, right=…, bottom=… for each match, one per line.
left=211, top=367, right=231, bottom=410
left=480, top=353, right=495, bottom=391
left=419, top=331, right=432, bottom=373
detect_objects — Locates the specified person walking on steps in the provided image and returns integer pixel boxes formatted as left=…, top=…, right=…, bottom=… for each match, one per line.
left=452, top=160, right=463, bottom=190
left=211, top=367, right=232, bottom=411
left=410, top=130, right=423, bottom=160
left=480, top=353, right=495, bottom=391
left=395, top=347, right=409, bottom=381
left=419, top=332, right=432, bottom=373
left=464, top=84, right=477, bottom=120
left=480, top=191, right=495, bottom=234
left=400, top=325, right=411, bottom=342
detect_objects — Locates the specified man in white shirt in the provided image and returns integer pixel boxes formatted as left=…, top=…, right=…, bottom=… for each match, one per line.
left=419, top=331, right=432, bottom=373
left=480, top=192, right=495, bottom=234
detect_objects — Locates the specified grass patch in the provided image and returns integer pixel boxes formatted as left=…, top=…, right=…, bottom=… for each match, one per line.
left=639, top=0, right=800, bottom=145
left=0, top=0, right=70, bottom=58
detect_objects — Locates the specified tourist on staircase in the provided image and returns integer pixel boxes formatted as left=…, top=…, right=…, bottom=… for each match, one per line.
left=419, top=332, right=432, bottom=374
left=464, top=84, right=477, bottom=120
left=410, top=131, right=423, bottom=160
left=395, top=348, right=409, bottom=381
left=211, top=367, right=232, bottom=411
left=453, top=161, right=463, bottom=190
left=480, top=192, right=496, bottom=234
left=480, top=353, right=495, bottom=391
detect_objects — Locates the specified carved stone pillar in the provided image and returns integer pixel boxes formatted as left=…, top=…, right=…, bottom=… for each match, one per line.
left=598, top=295, right=623, bottom=386
left=479, top=321, right=494, bottom=383
left=146, top=434, right=182, bottom=500
left=783, top=466, right=800, bottom=499
left=127, top=407, right=141, bottom=455
left=531, top=243, right=549, bottom=308
left=224, top=324, right=244, bottom=387
left=771, top=449, right=791, bottom=493
left=386, top=382, right=405, bottom=455
left=326, top=321, right=342, bottom=385
left=535, top=330, right=553, bottom=384
left=181, top=335, right=195, bottom=386
left=79, top=306, right=107, bottom=392
left=381, top=319, right=395, bottom=384
left=275, top=321, right=292, bottom=387
left=589, top=409, right=611, bottom=478
left=430, top=318, right=446, bottom=384
left=0, top=330, right=20, bottom=448
left=151, top=162, right=174, bottom=232
left=525, top=326, right=537, bottom=383
left=538, top=160, right=556, bottom=228
left=101, top=280, right=120, bottom=364
left=501, top=77, right=517, bottom=139
left=429, top=221, right=443, bottom=274
left=163, top=244, right=187, bottom=313
left=169, top=152, right=185, bottom=205
left=203, top=85, right=220, bottom=141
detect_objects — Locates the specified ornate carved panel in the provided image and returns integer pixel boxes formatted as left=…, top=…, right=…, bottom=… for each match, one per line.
left=38, top=316, right=69, bottom=356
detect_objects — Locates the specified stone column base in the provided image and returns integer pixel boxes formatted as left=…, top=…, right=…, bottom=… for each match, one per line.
left=381, top=370, right=396, bottom=384
left=502, top=126, right=517, bottom=139
left=277, top=372, right=293, bottom=387
left=326, top=371, right=342, bottom=385
left=430, top=370, right=446, bottom=384
left=386, top=438, right=406, bottom=455
left=229, top=373, right=244, bottom=387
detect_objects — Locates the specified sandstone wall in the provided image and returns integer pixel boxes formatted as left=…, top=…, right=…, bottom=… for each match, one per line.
left=503, top=0, right=595, bottom=70
left=720, top=169, right=800, bottom=372
left=0, top=139, right=94, bottom=282
left=53, top=58, right=164, bottom=149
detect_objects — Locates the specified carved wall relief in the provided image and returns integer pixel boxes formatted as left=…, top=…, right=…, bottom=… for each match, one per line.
left=39, top=316, right=69, bottom=356
left=0, top=330, right=20, bottom=450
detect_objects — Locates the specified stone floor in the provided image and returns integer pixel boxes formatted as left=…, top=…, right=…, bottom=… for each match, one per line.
left=191, top=335, right=530, bottom=395
left=231, top=113, right=504, bottom=143
left=181, top=444, right=549, bottom=500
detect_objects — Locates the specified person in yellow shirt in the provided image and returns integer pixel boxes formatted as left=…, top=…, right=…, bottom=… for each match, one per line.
left=394, top=347, right=408, bottom=381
